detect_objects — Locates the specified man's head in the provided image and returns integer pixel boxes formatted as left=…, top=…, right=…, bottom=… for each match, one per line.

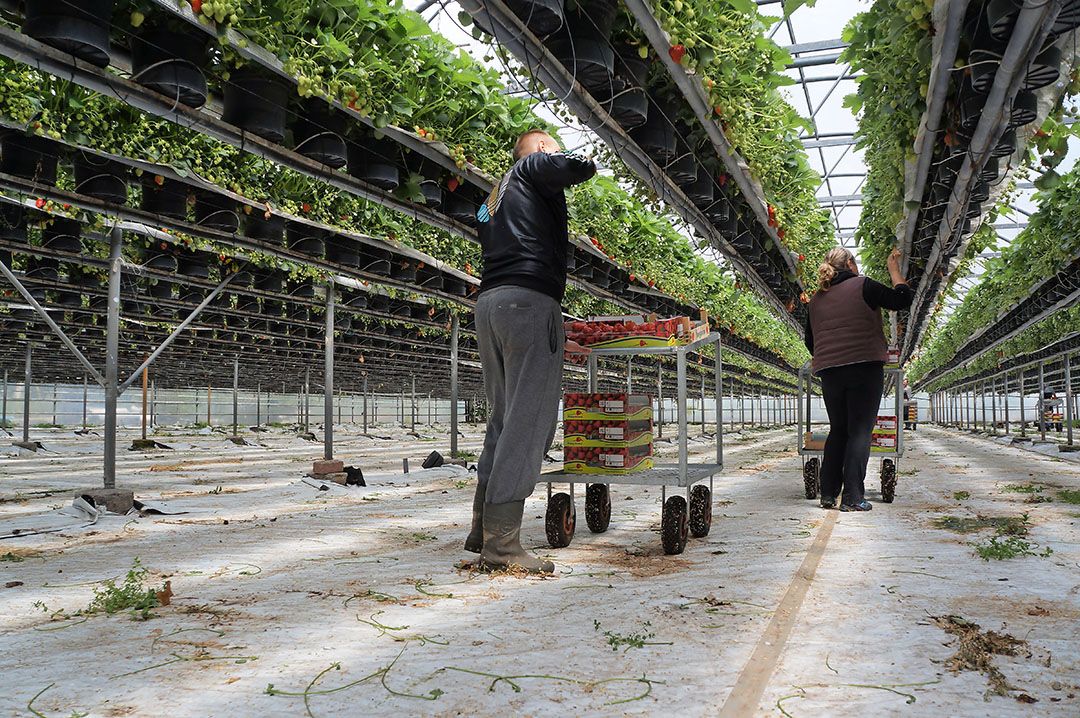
left=513, top=129, right=561, bottom=161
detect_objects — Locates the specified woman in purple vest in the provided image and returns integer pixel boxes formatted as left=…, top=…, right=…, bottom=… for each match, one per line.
left=805, top=247, right=912, bottom=511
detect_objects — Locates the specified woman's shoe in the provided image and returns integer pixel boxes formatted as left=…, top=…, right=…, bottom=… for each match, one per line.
left=840, top=500, right=873, bottom=512
left=820, top=495, right=836, bottom=509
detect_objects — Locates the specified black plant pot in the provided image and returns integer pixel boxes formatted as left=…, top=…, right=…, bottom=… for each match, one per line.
left=139, top=243, right=178, bottom=272
left=968, top=13, right=1006, bottom=94
left=42, top=219, right=82, bottom=253
left=345, top=293, right=368, bottom=310
left=444, top=277, right=467, bottom=297
left=222, top=66, right=292, bottom=144
left=550, top=33, right=615, bottom=96
left=681, top=165, right=714, bottom=207
left=0, top=133, right=59, bottom=185
left=0, top=205, right=26, bottom=243
left=347, top=137, right=401, bottom=190
left=391, top=260, right=418, bottom=282
left=130, top=25, right=209, bottom=108
left=573, top=260, right=594, bottom=281
left=148, top=280, right=174, bottom=299
left=730, top=231, right=755, bottom=255
left=140, top=174, right=189, bottom=220
left=290, top=282, right=316, bottom=299
left=666, top=151, right=698, bottom=186
left=23, top=0, right=113, bottom=67
left=1025, top=43, right=1062, bottom=91
left=26, top=255, right=60, bottom=282
left=286, top=224, right=326, bottom=257
left=194, top=191, right=239, bottom=233
left=986, top=0, right=1022, bottom=41
left=419, top=180, right=443, bottom=209
left=989, top=127, right=1016, bottom=159
left=712, top=205, right=737, bottom=237
left=326, top=237, right=361, bottom=267
left=1051, top=0, right=1080, bottom=37
left=978, top=157, right=1001, bottom=183
left=54, top=289, right=83, bottom=308
left=244, top=212, right=285, bottom=244
left=1007, top=90, right=1037, bottom=129
left=607, top=88, right=648, bottom=129
left=73, top=152, right=128, bottom=204
left=292, top=100, right=348, bottom=168
left=445, top=188, right=481, bottom=225
left=505, top=0, right=566, bottom=37
left=418, top=267, right=444, bottom=291
left=176, top=249, right=210, bottom=279
left=630, top=100, right=677, bottom=162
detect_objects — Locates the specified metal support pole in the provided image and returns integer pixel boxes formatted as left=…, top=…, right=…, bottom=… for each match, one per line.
left=141, top=360, right=149, bottom=441
left=304, top=366, right=310, bottom=432
left=729, top=380, right=735, bottom=431
left=656, top=363, right=663, bottom=439
left=102, top=227, right=122, bottom=489
left=410, top=375, right=417, bottom=432
left=676, top=348, right=688, bottom=482
left=232, top=356, right=239, bottom=438
left=363, top=376, right=369, bottom=434
left=81, top=374, right=88, bottom=431
left=450, top=315, right=459, bottom=455
left=324, top=282, right=334, bottom=460
left=22, top=343, right=31, bottom=443
left=715, top=337, right=723, bottom=467
left=1039, top=363, right=1046, bottom=441
left=627, top=357, right=633, bottom=393
left=51, top=383, right=56, bottom=426
left=1066, top=353, right=1074, bottom=446
left=990, top=380, right=997, bottom=435
left=1, top=369, right=7, bottom=430
left=207, top=385, right=212, bottom=426
left=1004, top=375, right=1010, bottom=434
left=150, top=380, right=156, bottom=430
left=700, top=373, right=707, bottom=435
left=256, top=382, right=261, bottom=427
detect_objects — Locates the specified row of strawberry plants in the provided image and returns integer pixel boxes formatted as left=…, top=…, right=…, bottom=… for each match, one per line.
left=638, top=0, right=835, bottom=274
left=0, top=53, right=808, bottom=369
left=909, top=168, right=1080, bottom=388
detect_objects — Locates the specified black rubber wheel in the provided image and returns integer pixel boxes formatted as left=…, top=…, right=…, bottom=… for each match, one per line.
left=881, top=459, right=897, bottom=504
left=689, top=485, right=712, bottom=538
left=584, top=483, right=611, bottom=533
left=661, top=496, right=689, bottom=555
left=803, top=457, right=820, bottom=499
left=545, top=492, right=576, bottom=548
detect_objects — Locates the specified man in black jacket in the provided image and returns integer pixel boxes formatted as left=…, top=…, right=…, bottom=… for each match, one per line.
left=464, top=129, right=595, bottom=573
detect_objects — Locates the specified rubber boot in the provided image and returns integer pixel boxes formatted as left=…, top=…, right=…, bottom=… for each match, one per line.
left=463, top=480, right=485, bottom=553
left=479, top=500, right=554, bottom=574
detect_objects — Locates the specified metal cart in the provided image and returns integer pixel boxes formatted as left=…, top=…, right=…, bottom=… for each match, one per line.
left=796, top=361, right=905, bottom=504
left=542, top=332, right=723, bottom=555
left=904, top=400, right=918, bottom=430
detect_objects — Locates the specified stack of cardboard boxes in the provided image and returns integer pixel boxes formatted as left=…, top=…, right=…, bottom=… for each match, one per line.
left=563, top=393, right=654, bottom=474
left=871, top=415, right=898, bottom=452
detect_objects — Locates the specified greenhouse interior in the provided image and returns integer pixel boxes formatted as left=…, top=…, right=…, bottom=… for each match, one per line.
left=0, top=0, right=1079, bottom=714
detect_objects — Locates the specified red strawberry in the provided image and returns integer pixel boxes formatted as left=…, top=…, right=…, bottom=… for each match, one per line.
left=191, top=0, right=202, bottom=13
left=448, top=177, right=460, bottom=192
left=35, top=198, right=46, bottom=209
left=669, top=44, right=687, bottom=64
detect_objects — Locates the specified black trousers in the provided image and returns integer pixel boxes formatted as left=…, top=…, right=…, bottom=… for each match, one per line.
left=819, top=361, right=884, bottom=504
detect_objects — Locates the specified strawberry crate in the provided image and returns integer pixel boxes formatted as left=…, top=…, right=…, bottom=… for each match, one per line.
left=563, top=444, right=654, bottom=475
left=565, top=311, right=710, bottom=350
left=564, top=417, right=653, bottom=448
left=563, top=392, right=652, bottom=421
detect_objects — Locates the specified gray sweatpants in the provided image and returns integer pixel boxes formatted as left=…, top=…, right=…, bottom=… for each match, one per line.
left=475, top=285, right=564, bottom=504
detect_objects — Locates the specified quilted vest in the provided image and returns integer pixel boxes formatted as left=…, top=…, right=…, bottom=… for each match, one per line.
left=809, top=276, right=888, bottom=374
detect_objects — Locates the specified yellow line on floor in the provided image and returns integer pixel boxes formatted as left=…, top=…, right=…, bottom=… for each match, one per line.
left=718, top=509, right=838, bottom=717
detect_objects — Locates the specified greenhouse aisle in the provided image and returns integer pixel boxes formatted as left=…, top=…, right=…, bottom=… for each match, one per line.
left=1, top=425, right=1079, bottom=716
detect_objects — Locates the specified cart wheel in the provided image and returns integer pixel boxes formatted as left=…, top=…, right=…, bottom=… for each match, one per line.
left=584, top=483, right=611, bottom=534
left=880, top=459, right=897, bottom=504
left=803, top=457, right=820, bottom=500
left=661, top=496, right=689, bottom=555
left=689, top=485, right=712, bottom=538
left=545, top=492, right=576, bottom=548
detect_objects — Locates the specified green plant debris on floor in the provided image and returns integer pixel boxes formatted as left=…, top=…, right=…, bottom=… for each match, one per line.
left=1001, top=483, right=1046, bottom=494
left=34, top=559, right=167, bottom=622
left=973, top=536, right=1053, bottom=561
left=952, top=490, right=971, bottom=500
left=933, top=615, right=1029, bottom=698
left=931, top=514, right=1029, bottom=535
left=593, top=620, right=673, bottom=652
left=1056, top=489, right=1080, bottom=504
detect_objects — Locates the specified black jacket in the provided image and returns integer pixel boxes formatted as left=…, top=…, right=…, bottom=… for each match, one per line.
left=476, top=151, right=596, bottom=302
left=804, top=270, right=913, bottom=354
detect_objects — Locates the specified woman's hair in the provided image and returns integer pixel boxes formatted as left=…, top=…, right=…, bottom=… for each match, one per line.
left=817, top=247, right=855, bottom=292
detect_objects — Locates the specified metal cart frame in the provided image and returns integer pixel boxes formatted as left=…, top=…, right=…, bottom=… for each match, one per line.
left=542, top=332, right=723, bottom=555
left=796, top=361, right=905, bottom=503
